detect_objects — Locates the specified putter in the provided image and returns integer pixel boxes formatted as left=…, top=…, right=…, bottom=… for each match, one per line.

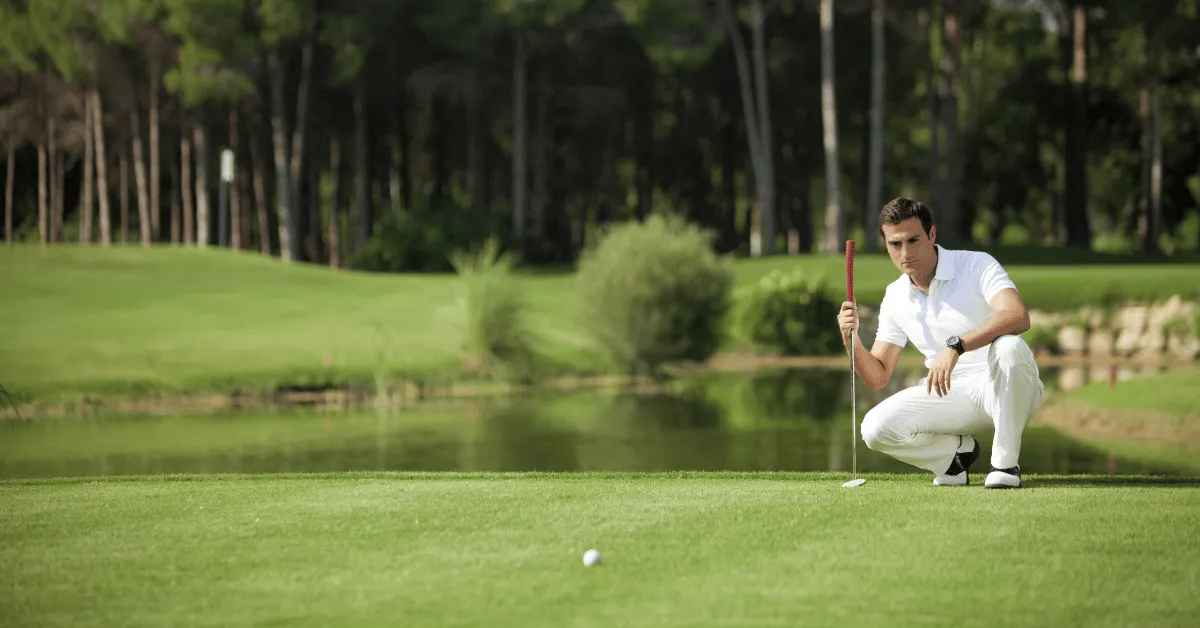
left=842, top=240, right=866, bottom=488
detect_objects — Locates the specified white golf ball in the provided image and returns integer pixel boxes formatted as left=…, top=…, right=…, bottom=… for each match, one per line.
left=582, top=549, right=601, bottom=567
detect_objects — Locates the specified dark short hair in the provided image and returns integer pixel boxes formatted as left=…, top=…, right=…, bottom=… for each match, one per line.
left=878, top=197, right=933, bottom=236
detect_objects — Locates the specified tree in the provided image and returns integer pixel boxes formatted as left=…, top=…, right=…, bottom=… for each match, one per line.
left=819, top=0, right=843, bottom=254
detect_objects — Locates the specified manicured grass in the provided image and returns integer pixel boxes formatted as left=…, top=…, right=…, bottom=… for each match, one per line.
left=1065, top=367, right=1200, bottom=417
left=2, top=473, right=1198, bottom=627
left=3, top=244, right=1198, bottom=402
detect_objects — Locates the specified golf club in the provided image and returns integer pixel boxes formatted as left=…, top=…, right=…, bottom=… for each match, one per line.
left=842, top=239, right=866, bottom=488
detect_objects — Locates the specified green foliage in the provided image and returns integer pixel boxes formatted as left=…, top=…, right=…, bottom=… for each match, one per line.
left=576, top=214, right=734, bottom=375
left=1024, top=323, right=1060, bottom=355
left=448, top=238, right=538, bottom=381
left=735, top=269, right=842, bottom=356
left=350, top=202, right=510, bottom=273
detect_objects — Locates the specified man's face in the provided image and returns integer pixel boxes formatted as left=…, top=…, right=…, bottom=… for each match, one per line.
left=881, top=217, right=937, bottom=278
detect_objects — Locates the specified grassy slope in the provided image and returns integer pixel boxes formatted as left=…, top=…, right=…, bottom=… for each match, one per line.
left=2, top=473, right=1198, bottom=628
left=1065, top=367, right=1200, bottom=417
left=3, top=245, right=1199, bottom=401
left=1040, top=367, right=1200, bottom=466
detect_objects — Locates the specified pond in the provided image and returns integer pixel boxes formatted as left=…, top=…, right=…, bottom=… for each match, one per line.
left=0, top=366, right=1187, bottom=479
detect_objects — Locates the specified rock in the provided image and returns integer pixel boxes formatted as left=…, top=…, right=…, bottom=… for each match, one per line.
left=1114, top=305, right=1149, bottom=335
left=1114, top=329, right=1141, bottom=357
left=1058, top=367, right=1086, bottom=392
left=1137, top=328, right=1166, bottom=357
left=1168, top=333, right=1200, bottom=360
left=1088, top=330, right=1114, bottom=358
left=1028, top=309, right=1061, bottom=327
left=1058, top=326, right=1087, bottom=355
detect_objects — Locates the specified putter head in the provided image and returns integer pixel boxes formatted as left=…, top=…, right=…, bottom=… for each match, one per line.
left=842, top=478, right=867, bottom=488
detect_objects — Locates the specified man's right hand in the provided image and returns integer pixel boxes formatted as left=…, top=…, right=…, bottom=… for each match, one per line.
left=838, top=301, right=859, bottom=342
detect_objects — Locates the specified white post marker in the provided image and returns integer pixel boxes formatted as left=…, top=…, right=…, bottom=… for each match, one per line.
left=220, top=149, right=235, bottom=183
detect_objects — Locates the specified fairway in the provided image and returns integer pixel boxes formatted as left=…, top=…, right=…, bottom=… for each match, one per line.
left=2, top=473, right=1198, bottom=627
left=3, top=245, right=1199, bottom=403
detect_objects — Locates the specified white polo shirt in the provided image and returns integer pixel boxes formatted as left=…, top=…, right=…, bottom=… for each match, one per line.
left=873, top=245, right=1018, bottom=377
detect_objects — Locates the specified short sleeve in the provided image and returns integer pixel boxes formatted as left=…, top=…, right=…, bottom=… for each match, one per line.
left=976, top=253, right=1018, bottom=302
left=873, top=294, right=908, bottom=348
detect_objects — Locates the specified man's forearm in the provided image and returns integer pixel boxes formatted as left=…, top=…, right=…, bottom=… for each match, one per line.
left=960, top=308, right=1030, bottom=352
left=843, top=333, right=889, bottom=390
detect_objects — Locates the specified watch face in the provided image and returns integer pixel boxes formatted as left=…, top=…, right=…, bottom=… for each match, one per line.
left=947, top=336, right=959, bottom=346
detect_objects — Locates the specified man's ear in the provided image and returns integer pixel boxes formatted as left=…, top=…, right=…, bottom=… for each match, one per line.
left=928, top=225, right=937, bottom=244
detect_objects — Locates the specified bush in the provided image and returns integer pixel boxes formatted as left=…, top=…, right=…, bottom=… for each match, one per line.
left=1024, top=323, right=1060, bottom=355
left=736, top=270, right=842, bottom=356
left=448, top=238, right=538, bottom=380
left=350, top=201, right=509, bottom=273
left=576, top=214, right=734, bottom=376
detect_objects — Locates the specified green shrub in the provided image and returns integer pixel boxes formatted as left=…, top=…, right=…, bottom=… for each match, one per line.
left=734, top=270, right=842, bottom=356
left=1024, top=323, right=1060, bottom=355
left=351, top=201, right=509, bottom=273
left=448, top=238, right=538, bottom=380
left=576, top=214, right=734, bottom=376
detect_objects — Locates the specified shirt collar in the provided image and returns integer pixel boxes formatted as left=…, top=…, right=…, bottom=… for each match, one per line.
left=907, top=244, right=954, bottom=292
left=932, top=245, right=955, bottom=281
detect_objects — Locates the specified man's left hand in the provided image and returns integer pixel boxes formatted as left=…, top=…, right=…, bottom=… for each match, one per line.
left=926, top=347, right=960, bottom=397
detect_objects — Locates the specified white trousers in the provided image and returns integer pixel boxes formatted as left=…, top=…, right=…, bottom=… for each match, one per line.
left=861, top=335, right=1045, bottom=474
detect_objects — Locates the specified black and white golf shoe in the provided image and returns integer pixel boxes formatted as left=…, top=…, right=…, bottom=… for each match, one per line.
left=933, top=435, right=981, bottom=486
left=985, top=466, right=1022, bottom=489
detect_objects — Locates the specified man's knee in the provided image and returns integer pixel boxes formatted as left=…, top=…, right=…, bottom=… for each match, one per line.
left=861, top=405, right=905, bottom=451
left=991, top=335, right=1034, bottom=370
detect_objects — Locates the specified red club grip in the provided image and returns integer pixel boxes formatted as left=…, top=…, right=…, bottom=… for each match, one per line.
left=845, top=240, right=855, bottom=302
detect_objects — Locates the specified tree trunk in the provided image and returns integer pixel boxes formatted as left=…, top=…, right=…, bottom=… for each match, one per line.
left=466, top=73, right=485, bottom=210
left=193, top=121, right=210, bottom=247
left=250, top=117, right=271, bottom=256
left=865, top=0, right=885, bottom=252
left=131, top=105, right=152, bottom=246
left=1063, top=1, right=1090, bottom=248
left=53, top=142, right=65, bottom=243
left=181, top=126, right=194, bottom=244
left=749, top=0, right=775, bottom=255
left=532, top=64, right=549, bottom=247
left=1140, top=79, right=1162, bottom=254
left=48, top=115, right=57, bottom=243
left=4, top=145, right=12, bottom=244
left=353, top=74, right=369, bottom=253
left=329, top=132, right=341, bottom=269
left=819, top=0, right=843, bottom=254
left=92, top=88, right=112, bottom=245
left=288, top=36, right=314, bottom=261
left=169, top=142, right=180, bottom=244
left=37, top=141, right=47, bottom=246
left=229, top=105, right=242, bottom=250
left=940, top=0, right=962, bottom=244
left=149, top=61, right=161, bottom=240
left=922, top=7, right=941, bottom=212
left=119, top=150, right=129, bottom=244
left=305, top=152, right=321, bottom=263
left=512, top=35, right=528, bottom=248
left=268, top=50, right=296, bottom=261
left=388, top=129, right=401, bottom=211
left=80, top=94, right=94, bottom=243
left=720, top=0, right=768, bottom=257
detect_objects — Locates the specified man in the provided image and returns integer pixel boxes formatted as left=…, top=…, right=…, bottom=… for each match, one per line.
left=837, top=197, right=1044, bottom=488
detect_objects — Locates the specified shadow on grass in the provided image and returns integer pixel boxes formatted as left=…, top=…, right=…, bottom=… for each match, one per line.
left=1026, top=475, right=1200, bottom=488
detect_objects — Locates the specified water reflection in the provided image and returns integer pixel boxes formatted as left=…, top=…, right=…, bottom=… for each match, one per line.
left=0, top=367, right=1189, bottom=479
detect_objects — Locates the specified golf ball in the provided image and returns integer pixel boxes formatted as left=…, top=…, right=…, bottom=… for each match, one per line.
left=582, top=549, right=601, bottom=567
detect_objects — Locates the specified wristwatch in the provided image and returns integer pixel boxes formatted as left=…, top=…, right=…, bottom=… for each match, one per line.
left=946, top=336, right=965, bottom=355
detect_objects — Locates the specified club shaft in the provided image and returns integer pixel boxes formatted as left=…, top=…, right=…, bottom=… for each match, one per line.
left=850, top=329, right=857, bottom=480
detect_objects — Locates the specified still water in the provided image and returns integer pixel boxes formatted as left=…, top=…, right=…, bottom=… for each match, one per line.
left=0, top=366, right=1186, bottom=479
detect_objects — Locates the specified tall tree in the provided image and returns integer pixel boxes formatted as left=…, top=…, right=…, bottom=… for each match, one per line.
left=865, top=0, right=886, bottom=252
left=1062, top=0, right=1090, bottom=247
left=819, top=0, right=843, bottom=253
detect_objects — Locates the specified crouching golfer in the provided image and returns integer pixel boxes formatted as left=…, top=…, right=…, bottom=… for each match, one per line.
left=837, top=198, right=1045, bottom=488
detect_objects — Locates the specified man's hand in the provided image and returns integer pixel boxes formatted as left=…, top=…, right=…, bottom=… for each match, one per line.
left=926, top=346, right=960, bottom=397
left=838, top=301, right=858, bottom=342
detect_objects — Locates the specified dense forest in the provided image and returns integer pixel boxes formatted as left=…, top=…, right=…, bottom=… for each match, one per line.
left=1, top=0, right=1197, bottom=270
